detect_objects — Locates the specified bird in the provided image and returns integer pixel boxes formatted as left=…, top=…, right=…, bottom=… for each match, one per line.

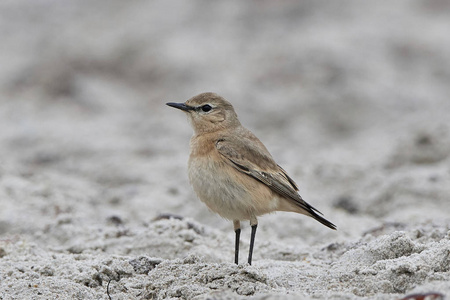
left=166, top=92, right=336, bottom=265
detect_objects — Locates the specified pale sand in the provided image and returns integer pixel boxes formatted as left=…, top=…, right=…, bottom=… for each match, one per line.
left=0, top=1, right=449, bottom=299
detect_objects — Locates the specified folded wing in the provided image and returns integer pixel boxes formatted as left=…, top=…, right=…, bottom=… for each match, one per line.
left=216, top=136, right=336, bottom=230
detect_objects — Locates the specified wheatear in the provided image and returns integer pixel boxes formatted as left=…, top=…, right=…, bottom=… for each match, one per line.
left=167, top=92, right=336, bottom=265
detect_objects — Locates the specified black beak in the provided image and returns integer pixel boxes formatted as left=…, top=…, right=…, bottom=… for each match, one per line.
left=166, top=102, right=194, bottom=111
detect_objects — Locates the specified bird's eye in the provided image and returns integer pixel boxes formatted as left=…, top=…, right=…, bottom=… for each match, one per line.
left=201, top=104, right=212, bottom=112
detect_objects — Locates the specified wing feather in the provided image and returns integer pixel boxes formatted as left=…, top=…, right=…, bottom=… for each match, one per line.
left=215, top=136, right=336, bottom=231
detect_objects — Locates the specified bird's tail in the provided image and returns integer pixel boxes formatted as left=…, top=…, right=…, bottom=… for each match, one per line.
left=308, top=207, right=336, bottom=230
left=277, top=196, right=337, bottom=230
left=298, top=200, right=337, bottom=230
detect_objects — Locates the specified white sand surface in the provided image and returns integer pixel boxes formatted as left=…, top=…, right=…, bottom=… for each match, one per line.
left=0, top=1, right=449, bottom=299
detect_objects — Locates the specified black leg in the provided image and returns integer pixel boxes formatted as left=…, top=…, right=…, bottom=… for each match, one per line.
left=234, top=228, right=241, bottom=264
left=248, top=224, right=257, bottom=265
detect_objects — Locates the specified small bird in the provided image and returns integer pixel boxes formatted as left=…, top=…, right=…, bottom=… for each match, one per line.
left=166, top=92, right=336, bottom=265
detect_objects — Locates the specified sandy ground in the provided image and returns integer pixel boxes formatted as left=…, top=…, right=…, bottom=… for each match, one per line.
left=0, top=0, right=449, bottom=299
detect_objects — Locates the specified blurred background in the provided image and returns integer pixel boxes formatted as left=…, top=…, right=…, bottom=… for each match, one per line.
left=1, top=0, right=449, bottom=249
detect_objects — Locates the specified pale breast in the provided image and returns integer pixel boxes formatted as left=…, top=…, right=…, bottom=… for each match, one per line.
left=188, top=153, right=279, bottom=221
left=187, top=132, right=280, bottom=221
left=188, top=155, right=247, bottom=220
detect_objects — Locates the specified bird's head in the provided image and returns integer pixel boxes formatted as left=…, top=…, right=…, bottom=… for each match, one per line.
left=167, top=92, right=240, bottom=134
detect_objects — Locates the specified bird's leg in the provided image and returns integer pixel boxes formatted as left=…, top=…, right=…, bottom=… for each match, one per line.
left=248, top=216, right=258, bottom=265
left=233, top=220, right=241, bottom=265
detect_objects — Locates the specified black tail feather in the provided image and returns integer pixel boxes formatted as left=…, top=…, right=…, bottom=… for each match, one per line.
left=309, top=209, right=337, bottom=230
left=300, top=201, right=337, bottom=230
